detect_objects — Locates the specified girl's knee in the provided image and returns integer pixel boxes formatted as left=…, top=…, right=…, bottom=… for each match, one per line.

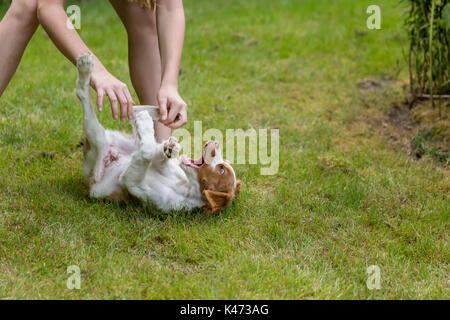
left=16, top=0, right=38, bottom=11
left=123, top=8, right=157, bottom=35
left=10, top=0, right=39, bottom=24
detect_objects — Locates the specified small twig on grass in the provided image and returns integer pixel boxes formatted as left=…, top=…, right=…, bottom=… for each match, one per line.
left=416, top=94, right=450, bottom=99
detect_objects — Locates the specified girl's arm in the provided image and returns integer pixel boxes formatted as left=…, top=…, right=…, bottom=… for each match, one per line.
left=37, top=0, right=135, bottom=120
left=156, top=0, right=187, bottom=129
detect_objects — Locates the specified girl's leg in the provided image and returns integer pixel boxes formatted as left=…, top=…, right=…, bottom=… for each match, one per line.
left=109, top=0, right=171, bottom=142
left=0, top=0, right=39, bottom=96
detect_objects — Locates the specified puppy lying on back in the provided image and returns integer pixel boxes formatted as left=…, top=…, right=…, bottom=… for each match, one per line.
left=76, top=53, right=241, bottom=213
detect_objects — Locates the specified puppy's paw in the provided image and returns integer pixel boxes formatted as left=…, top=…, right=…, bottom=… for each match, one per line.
left=163, top=137, right=181, bottom=159
left=77, top=53, right=94, bottom=76
left=135, top=111, right=155, bottom=143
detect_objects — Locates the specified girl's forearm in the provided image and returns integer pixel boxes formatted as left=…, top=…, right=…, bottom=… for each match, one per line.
left=37, top=0, right=135, bottom=120
left=37, top=0, right=105, bottom=73
left=156, top=0, right=185, bottom=88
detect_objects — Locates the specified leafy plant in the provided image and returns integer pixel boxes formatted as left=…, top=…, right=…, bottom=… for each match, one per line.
left=411, top=128, right=450, bottom=164
left=405, top=0, right=450, bottom=103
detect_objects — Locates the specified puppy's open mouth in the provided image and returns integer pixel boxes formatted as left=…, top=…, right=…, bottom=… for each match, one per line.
left=183, top=156, right=204, bottom=169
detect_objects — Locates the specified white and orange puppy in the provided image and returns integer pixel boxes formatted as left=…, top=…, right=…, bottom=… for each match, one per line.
left=76, top=53, right=241, bottom=213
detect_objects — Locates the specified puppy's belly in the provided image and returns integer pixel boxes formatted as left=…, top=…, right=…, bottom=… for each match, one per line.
left=88, top=155, right=131, bottom=200
left=85, top=132, right=134, bottom=200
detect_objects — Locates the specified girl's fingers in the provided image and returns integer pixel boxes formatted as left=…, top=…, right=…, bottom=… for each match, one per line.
left=123, top=87, right=135, bottom=120
left=166, top=103, right=179, bottom=125
left=158, top=96, right=168, bottom=122
left=106, top=89, right=119, bottom=120
left=97, top=89, right=105, bottom=112
left=169, top=109, right=188, bottom=129
left=116, top=89, right=129, bottom=121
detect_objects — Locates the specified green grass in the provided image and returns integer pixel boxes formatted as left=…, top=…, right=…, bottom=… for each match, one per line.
left=0, top=0, right=448, bottom=299
left=412, top=129, right=450, bottom=165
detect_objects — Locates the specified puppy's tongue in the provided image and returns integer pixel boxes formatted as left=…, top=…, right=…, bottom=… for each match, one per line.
left=182, top=155, right=204, bottom=168
left=191, top=156, right=204, bottom=167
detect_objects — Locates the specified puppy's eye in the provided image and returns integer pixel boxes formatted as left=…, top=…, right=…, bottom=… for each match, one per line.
left=219, top=166, right=225, bottom=175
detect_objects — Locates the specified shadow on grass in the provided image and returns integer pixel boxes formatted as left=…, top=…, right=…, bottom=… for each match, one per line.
left=54, top=173, right=234, bottom=224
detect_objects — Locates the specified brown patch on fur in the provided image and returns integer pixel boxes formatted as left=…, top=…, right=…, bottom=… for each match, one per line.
left=235, top=179, right=242, bottom=197
left=87, top=173, right=96, bottom=188
left=104, top=148, right=120, bottom=168
left=107, top=188, right=135, bottom=203
left=196, top=158, right=240, bottom=214
left=83, top=138, right=90, bottom=157
left=203, top=190, right=233, bottom=214
left=197, top=162, right=235, bottom=195
left=202, top=179, right=242, bottom=214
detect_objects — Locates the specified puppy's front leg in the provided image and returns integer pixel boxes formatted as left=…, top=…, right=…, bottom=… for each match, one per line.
left=120, top=112, right=181, bottom=194
left=135, top=111, right=180, bottom=163
left=119, top=111, right=157, bottom=191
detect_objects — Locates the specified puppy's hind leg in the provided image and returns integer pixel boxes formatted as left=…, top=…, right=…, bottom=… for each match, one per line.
left=76, top=53, right=106, bottom=183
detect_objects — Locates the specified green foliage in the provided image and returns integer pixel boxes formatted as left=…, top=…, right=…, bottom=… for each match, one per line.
left=443, top=3, right=450, bottom=30
left=405, top=0, right=450, bottom=97
left=411, top=129, right=450, bottom=164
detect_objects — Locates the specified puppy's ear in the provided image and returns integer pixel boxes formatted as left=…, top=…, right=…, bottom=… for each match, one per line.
left=234, top=179, right=242, bottom=197
left=202, top=190, right=233, bottom=214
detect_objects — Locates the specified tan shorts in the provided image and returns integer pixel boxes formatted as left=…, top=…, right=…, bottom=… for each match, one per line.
left=128, top=0, right=156, bottom=10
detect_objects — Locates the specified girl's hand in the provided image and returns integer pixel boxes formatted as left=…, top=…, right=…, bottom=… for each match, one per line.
left=90, top=68, right=135, bottom=121
left=36, top=0, right=135, bottom=121
left=157, top=85, right=188, bottom=129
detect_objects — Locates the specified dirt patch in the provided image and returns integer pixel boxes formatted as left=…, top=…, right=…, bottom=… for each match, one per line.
left=375, top=103, right=417, bottom=155
left=379, top=102, right=448, bottom=165
left=387, top=105, right=415, bottom=131
left=358, top=75, right=395, bottom=92
left=357, top=76, right=450, bottom=166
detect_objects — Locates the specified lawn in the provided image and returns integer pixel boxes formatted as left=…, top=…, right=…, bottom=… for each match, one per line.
left=0, top=0, right=448, bottom=299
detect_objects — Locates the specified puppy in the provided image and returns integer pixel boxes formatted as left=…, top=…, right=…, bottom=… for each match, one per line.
left=76, top=53, right=241, bottom=213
